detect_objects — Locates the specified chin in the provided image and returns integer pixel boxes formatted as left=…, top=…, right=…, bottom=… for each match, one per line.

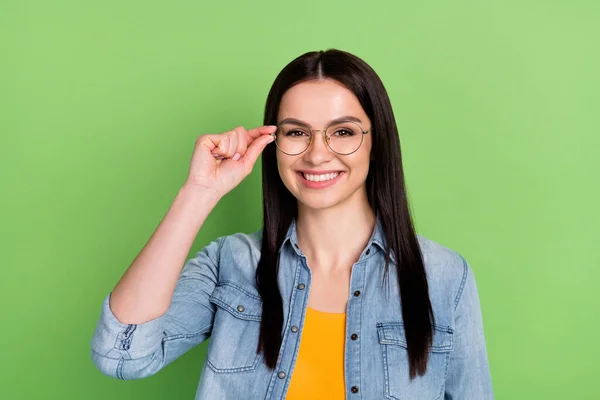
left=297, top=197, right=339, bottom=211
left=295, top=190, right=354, bottom=211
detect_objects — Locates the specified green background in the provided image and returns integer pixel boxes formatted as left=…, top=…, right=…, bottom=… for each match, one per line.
left=1, top=0, right=598, bottom=399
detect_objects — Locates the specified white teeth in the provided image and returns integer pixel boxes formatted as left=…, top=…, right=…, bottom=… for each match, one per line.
left=303, top=172, right=340, bottom=182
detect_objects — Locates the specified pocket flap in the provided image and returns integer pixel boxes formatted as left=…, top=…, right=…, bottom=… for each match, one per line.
left=376, top=322, right=453, bottom=352
left=209, top=282, right=263, bottom=321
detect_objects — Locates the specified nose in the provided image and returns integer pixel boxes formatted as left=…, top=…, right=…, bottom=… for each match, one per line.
left=302, top=130, right=333, bottom=165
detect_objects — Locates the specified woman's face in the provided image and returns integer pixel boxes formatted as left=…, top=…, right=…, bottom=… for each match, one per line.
left=276, top=79, right=373, bottom=211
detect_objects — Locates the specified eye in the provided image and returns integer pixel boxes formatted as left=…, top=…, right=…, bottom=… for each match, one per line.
left=332, top=129, right=356, bottom=137
left=285, top=129, right=309, bottom=137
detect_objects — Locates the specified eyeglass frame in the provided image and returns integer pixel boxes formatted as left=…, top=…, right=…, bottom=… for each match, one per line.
left=270, top=120, right=371, bottom=156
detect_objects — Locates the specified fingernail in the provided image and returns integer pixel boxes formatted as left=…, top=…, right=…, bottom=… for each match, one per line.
left=232, top=153, right=241, bottom=161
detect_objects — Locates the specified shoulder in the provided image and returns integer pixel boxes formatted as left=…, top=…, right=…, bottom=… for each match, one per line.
left=219, top=228, right=263, bottom=259
left=219, top=228, right=262, bottom=248
left=208, top=228, right=263, bottom=288
left=415, top=233, right=470, bottom=310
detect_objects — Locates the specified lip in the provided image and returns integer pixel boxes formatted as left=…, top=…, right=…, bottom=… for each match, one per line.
left=297, top=170, right=342, bottom=174
left=296, top=170, right=344, bottom=189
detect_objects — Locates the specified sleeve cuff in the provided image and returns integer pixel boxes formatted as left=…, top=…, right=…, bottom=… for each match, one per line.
left=90, top=292, right=165, bottom=359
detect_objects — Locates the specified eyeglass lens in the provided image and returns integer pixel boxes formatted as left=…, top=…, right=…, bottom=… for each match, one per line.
left=274, top=121, right=364, bottom=155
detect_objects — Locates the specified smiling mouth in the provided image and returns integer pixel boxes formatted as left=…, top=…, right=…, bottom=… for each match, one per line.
left=300, top=172, right=341, bottom=182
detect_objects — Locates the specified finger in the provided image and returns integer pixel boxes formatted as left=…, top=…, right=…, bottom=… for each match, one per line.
left=241, top=133, right=275, bottom=170
left=217, top=135, right=232, bottom=157
left=226, top=129, right=239, bottom=159
left=235, top=127, right=249, bottom=158
left=203, top=134, right=232, bottom=159
left=246, top=125, right=278, bottom=140
left=205, top=126, right=275, bottom=160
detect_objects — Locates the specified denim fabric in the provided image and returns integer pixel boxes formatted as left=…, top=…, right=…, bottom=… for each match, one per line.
left=90, top=218, right=494, bottom=399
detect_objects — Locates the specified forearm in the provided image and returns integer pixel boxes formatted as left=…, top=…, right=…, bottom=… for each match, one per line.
left=109, top=184, right=220, bottom=324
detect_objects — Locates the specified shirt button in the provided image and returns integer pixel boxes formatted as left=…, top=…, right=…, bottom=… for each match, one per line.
left=351, top=386, right=359, bottom=393
left=297, top=283, right=305, bottom=290
left=237, top=305, right=245, bottom=312
left=277, top=371, right=286, bottom=379
left=353, top=290, right=361, bottom=297
left=351, top=333, right=358, bottom=340
left=291, top=325, right=299, bottom=333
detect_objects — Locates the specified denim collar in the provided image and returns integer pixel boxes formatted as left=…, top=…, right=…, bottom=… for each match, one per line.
left=281, top=214, right=389, bottom=262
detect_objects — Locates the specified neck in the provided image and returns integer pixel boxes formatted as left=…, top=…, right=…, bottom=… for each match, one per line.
left=295, top=191, right=376, bottom=275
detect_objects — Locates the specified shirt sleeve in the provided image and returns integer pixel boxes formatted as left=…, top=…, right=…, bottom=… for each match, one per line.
left=90, top=236, right=223, bottom=380
left=444, top=257, right=494, bottom=399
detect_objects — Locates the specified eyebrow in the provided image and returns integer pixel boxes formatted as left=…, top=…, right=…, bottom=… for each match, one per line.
left=277, top=116, right=363, bottom=128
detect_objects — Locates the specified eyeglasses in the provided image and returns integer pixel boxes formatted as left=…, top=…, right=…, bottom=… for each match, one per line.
left=271, top=120, right=370, bottom=156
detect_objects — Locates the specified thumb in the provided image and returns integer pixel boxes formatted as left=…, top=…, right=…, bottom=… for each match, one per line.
left=241, top=134, right=275, bottom=170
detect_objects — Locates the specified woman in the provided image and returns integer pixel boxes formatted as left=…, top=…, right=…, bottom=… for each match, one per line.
left=91, top=49, right=494, bottom=399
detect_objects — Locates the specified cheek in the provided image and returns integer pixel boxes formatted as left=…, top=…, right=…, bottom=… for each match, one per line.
left=276, top=153, right=283, bottom=177
left=276, top=153, right=287, bottom=174
left=276, top=154, right=296, bottom=188
left=348, top=148, right=372, bottom=177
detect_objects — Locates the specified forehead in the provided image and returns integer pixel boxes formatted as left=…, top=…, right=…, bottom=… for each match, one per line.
left=277, top=79, right=369, bottom=127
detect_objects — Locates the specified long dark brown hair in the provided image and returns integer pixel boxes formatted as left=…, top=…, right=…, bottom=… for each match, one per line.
left=255, top=49, right=434, bottom=380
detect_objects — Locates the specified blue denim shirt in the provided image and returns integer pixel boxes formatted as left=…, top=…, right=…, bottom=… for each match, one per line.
left=91, top=219, right=494, bottom=399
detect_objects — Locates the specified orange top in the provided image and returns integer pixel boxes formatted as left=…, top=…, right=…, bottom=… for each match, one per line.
left=286, top=307, right=347, bottom=400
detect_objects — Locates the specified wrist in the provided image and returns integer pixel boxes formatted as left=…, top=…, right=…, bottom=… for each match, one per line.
left=179, top=183, right=222, bottom=208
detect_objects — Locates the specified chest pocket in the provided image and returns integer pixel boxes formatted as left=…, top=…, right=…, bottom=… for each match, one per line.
left=207, top=282, right=263, bottom=373
left=377, top=321, right=453, bottom=400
